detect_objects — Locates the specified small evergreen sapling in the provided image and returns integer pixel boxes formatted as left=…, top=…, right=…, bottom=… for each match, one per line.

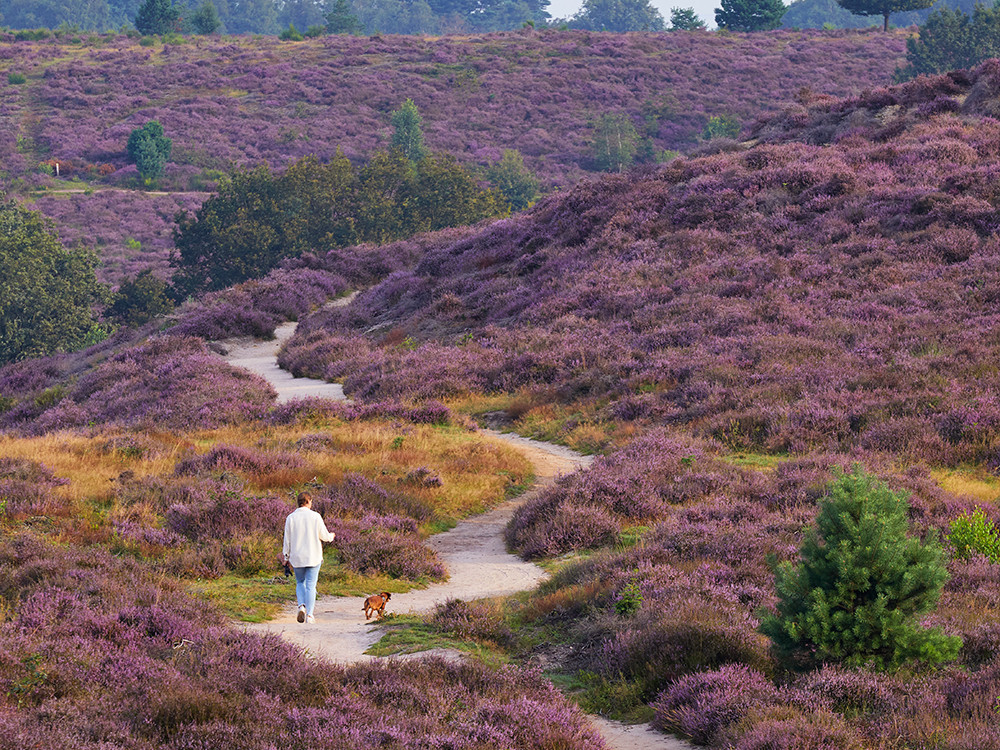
left=126, top=121, right=172, bottom=181
left=760, top=467, right=961, bottom=671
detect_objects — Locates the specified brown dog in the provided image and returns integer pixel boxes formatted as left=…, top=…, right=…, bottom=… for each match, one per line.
left=363, top=592, right=391, bottom=620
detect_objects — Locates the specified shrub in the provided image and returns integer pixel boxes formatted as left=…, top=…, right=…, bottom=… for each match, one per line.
left=703, top=114, right=741, bottom=140
left=279, top=24, right=304, bottom=41
left=652, top=665, right=782, bottom=744
left=431, top=599, right=515, bottom=646
left=760, top=466, right=961, bottom=671
left=108, top=270, right=174, bottom=327
left=948, top=507, right=1000, bottom=563
left=126, top=121, right=172, bottom=181
left=7, top=72, right=26, bottom=85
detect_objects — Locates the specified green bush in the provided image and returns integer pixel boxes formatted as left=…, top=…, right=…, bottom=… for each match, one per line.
left=279, top=23, right=304, bottom=40
left=948, top=508, right=1000, bottom=563
left=760, top=467, right=961, bottom=671
left=702, top=114, right=741, bottom=141
left=7, top=73, right=26, bottom=85
left=108, top=270, right=175, bottom=327
left=126, top=120, right=172, bottom=181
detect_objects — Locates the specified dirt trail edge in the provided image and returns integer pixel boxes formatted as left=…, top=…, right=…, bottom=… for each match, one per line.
left=221, top=303, right=692, bottom=750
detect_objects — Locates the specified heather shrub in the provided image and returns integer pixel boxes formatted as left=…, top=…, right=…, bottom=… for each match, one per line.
left=794, top=665, right=905, bottom=716
left=321, top=472, right=434, bottom=524
left=0, top=458, right=68, bottom=518
left=651, top=664, right=783, bottom=744
left=431, top=598, right=515, bottom=647
left=172, top=267, right=346, bottom=340
left=732, top=707, right=864, bottom=750
left=948, top=507, right=1000, bottom=563
left=596, top=602, right=772, bottom=702
left=173, top=444, right=306, bottom=477
left=760, top=466, right=961, bottom=670
left=334, top=522, right=445, bottom=581
left=164, top=484, right=290, bottom=543
left=16, top=335, right=276, bottom=434
left=506, top=498, right=620, bottom=559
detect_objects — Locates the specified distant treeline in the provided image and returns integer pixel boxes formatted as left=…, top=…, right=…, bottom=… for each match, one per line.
left=0, top=0, right=551, bottom=34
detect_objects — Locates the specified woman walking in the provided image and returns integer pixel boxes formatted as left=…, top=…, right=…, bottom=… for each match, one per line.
left=282, top=492, right=336, bottom=624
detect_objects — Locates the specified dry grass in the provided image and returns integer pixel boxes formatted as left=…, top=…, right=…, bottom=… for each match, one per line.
left=0, top=420, right=531, bottom=523
left=0, top=431, right=190, bottom=503
left=931, top=467, right=1000, bottom=505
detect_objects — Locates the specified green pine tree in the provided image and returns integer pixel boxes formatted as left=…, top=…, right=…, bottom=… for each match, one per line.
left=325, top=0, right=360, bottom=33
left=134, top=0, right=180, bottom=35
left=190, top=0, right=222, bottom=33
left=760, top=466, right=961, bottom=671
left=126, top=121, right=172, bottom=181
left=835, top=0, right=933, bottom=31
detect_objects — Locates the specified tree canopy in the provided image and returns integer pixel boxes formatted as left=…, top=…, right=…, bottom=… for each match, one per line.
left=571, top=0, right=665, bottom=30
left=669, top=6, right=706, bottom=29
left=835, top=0, right=934, bottom=30
left=390, top=99, right=429, bottom=162
left=715, top=0, right=787, bottom=30
left=134, top=0, right=180, bottom=34
left=0, top=198, right=106, bottom=364
left=171, top=151, right=507, bottom=296
left=897, top=4, right=1000, bottom=79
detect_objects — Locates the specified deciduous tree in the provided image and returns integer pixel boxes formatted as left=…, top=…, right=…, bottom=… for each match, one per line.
left=0, top=198, right=106, bottom=363
left=715, top=0, right=786, bottom=30
left=126, top=120, right=172, bottom=181
left=190, top=0, right=222, bottom=33
left=133, top=0, right=179, bottom=34
left=572, top=0, right=665, bottom=30
left=669, top=6, right=705, bottom=29
left=391, top=99, right=429, bottom=162
left=835, top=0, right=933, bottom=31
left=485, top=149, right=539, bottom=211
left=591, top=113, right=639, bottom=172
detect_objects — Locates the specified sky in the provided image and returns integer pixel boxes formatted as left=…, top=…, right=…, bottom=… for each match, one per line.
left=546, top=0, right=774, bottom=27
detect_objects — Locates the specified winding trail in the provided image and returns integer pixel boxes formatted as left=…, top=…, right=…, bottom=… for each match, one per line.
left=220, top=303, right=692, bottom=750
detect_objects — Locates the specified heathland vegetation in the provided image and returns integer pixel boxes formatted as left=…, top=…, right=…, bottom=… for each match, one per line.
left=0, top=30, right=905, bottom=280
left=3, top=18, right=1000, bottom=750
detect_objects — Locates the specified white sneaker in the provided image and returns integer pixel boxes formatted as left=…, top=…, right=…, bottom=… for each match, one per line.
left=306, top=615, right=315, bottom=624
left=297, top=605, right=306, bottom=623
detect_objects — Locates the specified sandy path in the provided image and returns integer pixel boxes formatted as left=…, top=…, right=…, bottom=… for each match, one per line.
left=222, top=304, right=691, bottom=750
left=247, top=432, right=589, bottom=663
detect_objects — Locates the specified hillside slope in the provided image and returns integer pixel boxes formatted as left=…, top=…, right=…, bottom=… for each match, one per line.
left=0, top=29, right=906, bottom=277
left=281, top=62, right=1000, bottom=464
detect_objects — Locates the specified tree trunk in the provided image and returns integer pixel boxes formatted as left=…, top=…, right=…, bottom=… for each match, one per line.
left=883, top=12, right=889, bottom=31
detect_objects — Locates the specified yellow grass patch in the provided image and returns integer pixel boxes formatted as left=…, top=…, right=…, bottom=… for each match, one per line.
left=931, top=468, right=1000, bottom=504
left=0, top=418, right=531, bottom=529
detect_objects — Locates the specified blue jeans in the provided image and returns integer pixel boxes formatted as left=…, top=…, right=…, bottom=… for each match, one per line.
left=294, top=564, right=320, bottom=617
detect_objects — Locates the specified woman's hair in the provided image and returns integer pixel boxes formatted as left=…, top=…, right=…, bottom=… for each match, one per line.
left=297, top=492, right=312, bottom=507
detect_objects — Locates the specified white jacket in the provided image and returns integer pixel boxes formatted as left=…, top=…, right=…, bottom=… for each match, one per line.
left=282, top=506, right=335, bottom=568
